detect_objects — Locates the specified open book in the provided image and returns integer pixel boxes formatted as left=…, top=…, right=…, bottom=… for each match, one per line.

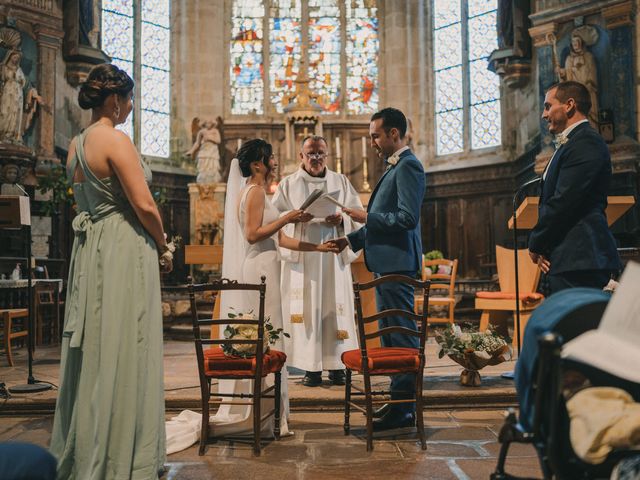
left=561, top=261, right=640, bottom=382
left=299, top=189, right=344, bottom=218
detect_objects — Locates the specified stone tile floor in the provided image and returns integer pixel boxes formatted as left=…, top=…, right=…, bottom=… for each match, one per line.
left=0, top=410, right=542, bottom=479
left=0, top=339, right=518, bottom=413
left=0, top=339, right=537, bottom=478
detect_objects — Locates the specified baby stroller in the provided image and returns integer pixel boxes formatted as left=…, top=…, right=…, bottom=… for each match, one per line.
left=491, top=288, right=640, bottom=480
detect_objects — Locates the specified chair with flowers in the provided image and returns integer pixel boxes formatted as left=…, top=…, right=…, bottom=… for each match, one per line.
left=342, top=274, right=431, bottom=451
left=475, top=245, right=544, bottom=349
left=188, top=276, right=287, bottom=456
left=415, top=257, right=458, bottom=325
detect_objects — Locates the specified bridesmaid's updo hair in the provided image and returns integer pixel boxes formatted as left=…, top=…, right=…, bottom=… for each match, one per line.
left=237, top=139, right=273, bottom=178
left=78, top=64, right=134, bottom=110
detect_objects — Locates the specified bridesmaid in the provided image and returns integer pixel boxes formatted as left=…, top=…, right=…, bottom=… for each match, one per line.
left=50, top=63, right=170, bottom=479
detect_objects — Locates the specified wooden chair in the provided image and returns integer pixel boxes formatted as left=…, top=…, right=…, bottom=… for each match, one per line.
left=33, top=283, right=60, bottom=345
left=1, top=308, right=28, bottom=366
left=475, top=245, right=544, bottom=349
left=415, top=258, right=458, bottom=325
left=188, top=276, right=286, bottom=456
left=342, top=274, right=431, bottom=451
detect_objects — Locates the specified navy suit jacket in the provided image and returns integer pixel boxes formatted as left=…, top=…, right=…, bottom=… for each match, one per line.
left=347, top=149, right=425, bottom=274
left=528, top=122, right=621, bottom=274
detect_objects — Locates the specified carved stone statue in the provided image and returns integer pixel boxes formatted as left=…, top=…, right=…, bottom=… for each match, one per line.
left=557, top=27, right=599, bottom=126
left=0, top=49, right=42, bottom=144
left=186, top=118, right=222, bottom=184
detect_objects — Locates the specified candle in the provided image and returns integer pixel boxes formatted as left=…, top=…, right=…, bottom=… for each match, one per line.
left=335, top=136, right=341, bottom=158
left=237, top=138, right=242, bottom=151
left=361, top=136, right=367, bottom=158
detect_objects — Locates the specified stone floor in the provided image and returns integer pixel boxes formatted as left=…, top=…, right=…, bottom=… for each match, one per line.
left=0, top=339, right=540, bottom=478
left=0, top=339, right=518, bottom=414
left=0, top=410, right=542, bottom=479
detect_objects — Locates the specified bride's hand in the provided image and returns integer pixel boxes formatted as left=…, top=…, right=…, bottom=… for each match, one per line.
left=316, top=241, right=340, bottom=253
left=286, top=209, right=313, bottom=224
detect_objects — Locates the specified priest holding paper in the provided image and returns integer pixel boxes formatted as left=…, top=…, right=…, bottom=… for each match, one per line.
left=272, top=135, right=363, bottom=387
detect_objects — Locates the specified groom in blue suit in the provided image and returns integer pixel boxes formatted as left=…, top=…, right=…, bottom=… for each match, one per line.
left=332, top=107, right=425, bottom=430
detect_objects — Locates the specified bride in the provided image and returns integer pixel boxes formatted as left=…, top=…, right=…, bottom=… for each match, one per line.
left=201, top=139, right=337, bottom=440
left=166, top=140, right=335, bottom=453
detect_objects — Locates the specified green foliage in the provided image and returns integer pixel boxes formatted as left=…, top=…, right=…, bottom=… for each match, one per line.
left=222, top=308, right=290, bottom=358
left=435, top=324, right=510, bottom=359
left=37, top=165, right=75, bottom=215
left=423, top=249, right=444, bottom=274
left=151, top=186, right=168, bottom=207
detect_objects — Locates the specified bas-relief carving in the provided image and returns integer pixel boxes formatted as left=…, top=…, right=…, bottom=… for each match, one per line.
left=551, top=25, right=600, bottom=126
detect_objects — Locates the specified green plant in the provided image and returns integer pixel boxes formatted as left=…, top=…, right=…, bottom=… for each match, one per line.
left=423, top=249, right=444, bottom=274
left=37, top=165, right=75, bottom=215
left=151, top=186, right=168, bottom=207
left=435, top=324, right=510, bottom=359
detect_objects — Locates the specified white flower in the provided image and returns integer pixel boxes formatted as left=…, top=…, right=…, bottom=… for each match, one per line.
left=553, top=133, right=568, bottom=149
left=386, top=154, right=400, bottom=166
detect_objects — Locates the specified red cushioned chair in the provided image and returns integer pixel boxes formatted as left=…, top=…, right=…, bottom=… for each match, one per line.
left=188, top=276, right=286, bottom=456
left=342, top=274, right=430, bottom=451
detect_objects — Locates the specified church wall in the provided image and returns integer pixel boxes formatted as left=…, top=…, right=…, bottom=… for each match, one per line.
left=171, top=0, right=226, bottom=164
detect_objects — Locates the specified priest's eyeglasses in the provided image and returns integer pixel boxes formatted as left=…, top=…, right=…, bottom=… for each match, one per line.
left=304, top=153, right=327, bottom=160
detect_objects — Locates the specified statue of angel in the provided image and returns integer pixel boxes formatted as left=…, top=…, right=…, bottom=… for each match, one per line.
left=186, top=117, right=222, bottom=184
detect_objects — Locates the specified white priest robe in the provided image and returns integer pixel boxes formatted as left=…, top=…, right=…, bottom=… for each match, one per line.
left=272, top=167, right=363, bottom=372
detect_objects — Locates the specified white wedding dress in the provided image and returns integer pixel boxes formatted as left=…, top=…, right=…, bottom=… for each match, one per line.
left=166, top=161, right=290, bottom=455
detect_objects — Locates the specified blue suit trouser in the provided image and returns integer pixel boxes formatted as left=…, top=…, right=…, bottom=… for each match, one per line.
left=374, top=272, right=418, bottom=414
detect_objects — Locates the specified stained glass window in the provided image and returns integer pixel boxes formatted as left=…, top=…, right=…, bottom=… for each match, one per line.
left=346, top=1, right=379, bottom=114
left=433, top=0, right=501, bottom=155
left=101, top=0, right=171, bottom=158
left=231, top=0, right=378, bottom=116
left=269, top=0, right=301, bottom=113
left=309, top=0, right=340, bottom=113
left=231, top=0, right=265, bottom=114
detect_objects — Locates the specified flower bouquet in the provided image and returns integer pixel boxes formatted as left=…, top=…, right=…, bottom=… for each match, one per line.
left=435, top=324, right=512, bottom=387
left=222, top=308, right=289, bottom=358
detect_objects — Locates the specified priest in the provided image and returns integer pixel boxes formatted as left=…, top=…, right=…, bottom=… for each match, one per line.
left=272, top=135, right=363, bottom=387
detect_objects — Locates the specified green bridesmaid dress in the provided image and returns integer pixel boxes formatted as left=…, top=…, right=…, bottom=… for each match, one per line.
left=50, top=124, right=166, bottom=479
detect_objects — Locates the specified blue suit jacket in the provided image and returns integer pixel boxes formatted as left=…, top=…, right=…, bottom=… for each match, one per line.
left=347, top=149, right=425, bottom=274
left=528, top=122, right=621, bottom=274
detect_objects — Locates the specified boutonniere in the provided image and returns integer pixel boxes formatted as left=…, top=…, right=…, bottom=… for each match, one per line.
left=385, top=155, right=399, bottom=170
left=553, top=133, right=568, bottom=149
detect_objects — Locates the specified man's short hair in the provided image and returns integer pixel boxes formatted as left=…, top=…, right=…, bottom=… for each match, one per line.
left=548, top=81, right=592, bottom=115
left=370, top=107, right=408, bottom=138
left=300, top=135, right=328, bottom=151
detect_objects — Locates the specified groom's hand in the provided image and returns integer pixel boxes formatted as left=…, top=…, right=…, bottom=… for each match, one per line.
left=343, top=207, right=367, bottom=223
left=327, top=237, right=349, bottom=253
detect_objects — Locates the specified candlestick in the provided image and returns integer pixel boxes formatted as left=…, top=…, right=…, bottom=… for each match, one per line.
left=335, top=136, right=341, bottom=158
left=237, top=138, right=242, bottom=152
left=335, top=136, right=342, bottom=174
left=361, top=155, right=371, bottom=192
left=361, top=136, right=367, bottom=158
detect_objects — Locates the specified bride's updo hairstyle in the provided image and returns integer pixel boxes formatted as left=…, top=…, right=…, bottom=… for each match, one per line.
left=78, top=64, right=134, bottom=110
left=237, top=138, right=273, bottom=178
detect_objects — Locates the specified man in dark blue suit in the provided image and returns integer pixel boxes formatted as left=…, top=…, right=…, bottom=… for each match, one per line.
left=529, top=81, right=621, bottom=294
left=331, top=107, right=425, bottom=430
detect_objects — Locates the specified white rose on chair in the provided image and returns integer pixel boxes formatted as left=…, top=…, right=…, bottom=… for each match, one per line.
left=222, top=309, right=289, bottom=358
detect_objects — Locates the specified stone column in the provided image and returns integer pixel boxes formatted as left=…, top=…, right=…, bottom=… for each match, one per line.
left=34, top=25, right=63, bottom=161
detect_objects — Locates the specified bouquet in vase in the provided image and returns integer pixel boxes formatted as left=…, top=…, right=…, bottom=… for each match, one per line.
left=435, top=324, right=512, bottom=386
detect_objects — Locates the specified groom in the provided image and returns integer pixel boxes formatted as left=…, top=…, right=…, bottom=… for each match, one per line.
left=331, top=107, right=426, bottom=430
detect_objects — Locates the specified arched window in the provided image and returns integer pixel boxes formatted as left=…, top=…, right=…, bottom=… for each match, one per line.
left=101, top=0, right=171, bottom=158
left=433, top=0, right=501, bottom=156
left=230, top=0, right=379, bottom=116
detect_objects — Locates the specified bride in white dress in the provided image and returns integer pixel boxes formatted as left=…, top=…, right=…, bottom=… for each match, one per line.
left=210, top=139, right=337, bottom=438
